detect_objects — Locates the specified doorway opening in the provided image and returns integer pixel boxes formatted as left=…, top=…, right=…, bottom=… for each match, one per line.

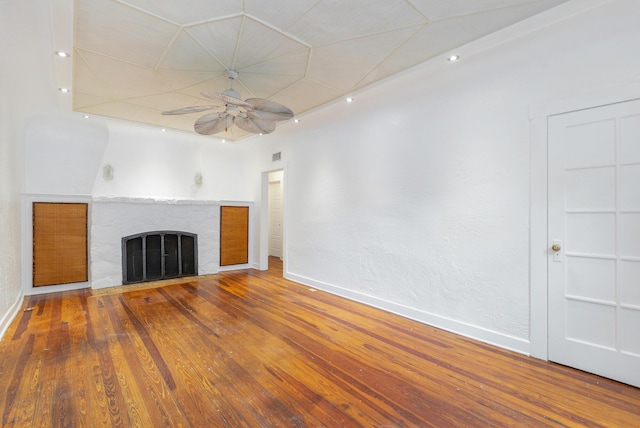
left=260, top=168, right=285, bottom=272
left=268, top=170, right=284, bottom=260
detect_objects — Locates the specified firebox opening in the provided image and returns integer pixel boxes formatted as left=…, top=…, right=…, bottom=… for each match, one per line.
left=122, top=231, right=198, bottom=285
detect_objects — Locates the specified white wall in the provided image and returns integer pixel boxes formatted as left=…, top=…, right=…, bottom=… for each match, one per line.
left=89, top=123, right=246, bottom=200
left=242, top=0, right=640, bottom=354
left=0, top=0, right=60, bottom=337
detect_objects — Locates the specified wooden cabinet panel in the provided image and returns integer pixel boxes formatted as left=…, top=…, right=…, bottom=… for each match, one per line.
left=33, top=202, right=88, bottom=286
left=220, top=206, right=249, bottom=266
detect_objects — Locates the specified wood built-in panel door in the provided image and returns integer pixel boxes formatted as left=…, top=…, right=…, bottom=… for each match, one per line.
left=33, top=202, right=88, bottom=286
left=220, top=206, right=249, bottom=266
left=548, top=99, right=640, bottom=387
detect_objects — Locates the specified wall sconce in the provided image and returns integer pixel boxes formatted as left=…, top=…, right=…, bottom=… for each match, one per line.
left=194, top=172, right=203, bottom=187
left=103, top=164, right=113, bottom=181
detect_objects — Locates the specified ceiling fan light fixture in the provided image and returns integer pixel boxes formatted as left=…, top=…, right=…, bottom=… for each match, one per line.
left=162, top=70, right=294, bottom=137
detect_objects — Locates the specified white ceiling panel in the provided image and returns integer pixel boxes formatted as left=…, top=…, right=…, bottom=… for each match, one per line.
left=409, top=0, right=545, bottom=20
left=308, top=26, right=424, bottom=92
left=286, top=0, right=426, bottom=46
left=80, top=51, right=172, bottom=99
left=157, top=71, right=220, bottom=92
left=175, top=77, right=227, bottom=100
left=73, top=92, right=116, bottom=110
left=120, top=0, right=243, bottom=25
left=75, top=0, right=177, bottom=68
left=244, top=0, right=320, bottom=29
left=67, top=0, right=572, bottom=140
left=269, top=79, right=342, bottom=114
left=126, top=92, right=204, bottom=112
left=158, top=30, right=224, bottom=72
left=233, top=17, right=309, bottom=70
left=237, top=73, right=302, bottom=99
left=241, top=48, right=310, bottom=76
left=186, top=18, right=244, bottom=68
left=73, top=52, right=116, bottom=101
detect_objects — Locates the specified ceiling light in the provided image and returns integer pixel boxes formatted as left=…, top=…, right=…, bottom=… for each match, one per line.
left=58, top=87, right=70, bottom=93
left=346, top=97, right=354, bottom=103
left=294, top=119, right=300, bottom=123
left=448, top=55, right=460, bottom=62
left=55, top=51, right=70, bottom=58
left=161, top=128, right=166, bottom=132
left=83, top=114, right=90, bottom=119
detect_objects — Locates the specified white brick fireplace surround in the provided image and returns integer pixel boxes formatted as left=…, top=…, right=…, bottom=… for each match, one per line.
left=90, top=197, right=220, bottom=289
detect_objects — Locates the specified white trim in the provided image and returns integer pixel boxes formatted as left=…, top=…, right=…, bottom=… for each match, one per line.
left=22, top=194, right=92, bottom=296
left=285, top=272, right=530, bottom=355
left=259, top=171, right=270, bottom=271
left=529, top=116, right=550, bottom=359
left=0, top=290, right=24, bottom=341
left=258, top=165, right=287, bottom=272
left=529, top=88, right=640, bottom=360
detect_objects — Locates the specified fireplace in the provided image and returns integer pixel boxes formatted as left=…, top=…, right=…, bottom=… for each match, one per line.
left=90, top=197, right=220, bottom=289
left=122, top=231, right=198, bottom=284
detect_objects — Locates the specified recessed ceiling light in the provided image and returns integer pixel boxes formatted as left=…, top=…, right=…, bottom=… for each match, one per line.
left=55, top=51, right=70, bottom=58
left=161, top=128, right=166, bottom=132
left=58, top=87, right=70, bottom=93
left=448, top=55, right=460, bottom=62
left=346, top=97, right=354, bottom=103
left=294, top=119, right=300, bottom=123
left=83, top=114, right=90, bottom=119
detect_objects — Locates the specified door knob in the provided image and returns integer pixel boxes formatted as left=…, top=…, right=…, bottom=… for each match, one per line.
left=551, top=243, right=561, bottom=252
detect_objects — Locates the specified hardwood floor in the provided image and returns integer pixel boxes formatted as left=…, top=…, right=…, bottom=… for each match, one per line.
left=1, top=257, right=639, bottom=427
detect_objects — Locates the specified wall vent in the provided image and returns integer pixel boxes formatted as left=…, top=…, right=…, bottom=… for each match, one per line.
left=272, top=152, right=281, bottom=162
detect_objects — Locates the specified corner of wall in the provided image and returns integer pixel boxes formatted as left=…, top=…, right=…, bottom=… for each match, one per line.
left=0, top=290, right=24, bottom=341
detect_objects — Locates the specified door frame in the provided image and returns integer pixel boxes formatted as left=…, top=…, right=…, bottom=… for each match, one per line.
left=259, top=167, right=286, bottom=272
left=529, top=84, right=640, bottom=360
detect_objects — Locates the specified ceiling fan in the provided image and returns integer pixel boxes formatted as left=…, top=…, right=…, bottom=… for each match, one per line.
left=162, top=70, right=294, bottom=136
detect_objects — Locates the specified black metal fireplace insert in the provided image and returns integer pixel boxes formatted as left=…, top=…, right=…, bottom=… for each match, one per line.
left=122, top=231, right=197, bottom=284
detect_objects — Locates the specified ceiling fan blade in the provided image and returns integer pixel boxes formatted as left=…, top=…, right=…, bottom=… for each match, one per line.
left=161, top=105, right=217, bottom=115
left=245, top=98, right=294, bottom=121
left=194, top=113, right=232, bottom=135
left=201, top=91, right=251, bottom=108
left=235, top=116, right=276, bottom=134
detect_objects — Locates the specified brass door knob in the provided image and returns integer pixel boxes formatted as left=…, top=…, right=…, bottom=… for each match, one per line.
left=551, top=243, right=561, bottom=252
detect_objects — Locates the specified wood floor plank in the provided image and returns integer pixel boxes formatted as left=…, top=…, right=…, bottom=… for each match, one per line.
left=1, top=257, right=639, bottom=427
left=174, top=282, right=394, bottom=427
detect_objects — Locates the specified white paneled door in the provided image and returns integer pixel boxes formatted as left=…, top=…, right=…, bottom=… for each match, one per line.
left=548, top=99, right=640, bottom=388
left=269, top=180, right=283, bottom=258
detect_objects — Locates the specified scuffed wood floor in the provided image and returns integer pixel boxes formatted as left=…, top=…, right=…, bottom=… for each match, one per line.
left=1, top=258, right=639, bottom=427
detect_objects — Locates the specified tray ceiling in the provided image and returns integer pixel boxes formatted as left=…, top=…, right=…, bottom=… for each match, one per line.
left=71, top=0, right=571, bottom=140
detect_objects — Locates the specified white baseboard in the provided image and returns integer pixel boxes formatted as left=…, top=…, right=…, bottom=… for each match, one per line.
left=285, top=271, right=531, bottom=356
left=0, top=290, right=24, bottom=341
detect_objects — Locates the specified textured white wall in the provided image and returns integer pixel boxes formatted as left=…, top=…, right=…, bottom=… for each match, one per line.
left=90, top=198, right=220, bottom=289
left=0, top=0, right=59, bottom=337
left=241, top=0, right=640, bottom=353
